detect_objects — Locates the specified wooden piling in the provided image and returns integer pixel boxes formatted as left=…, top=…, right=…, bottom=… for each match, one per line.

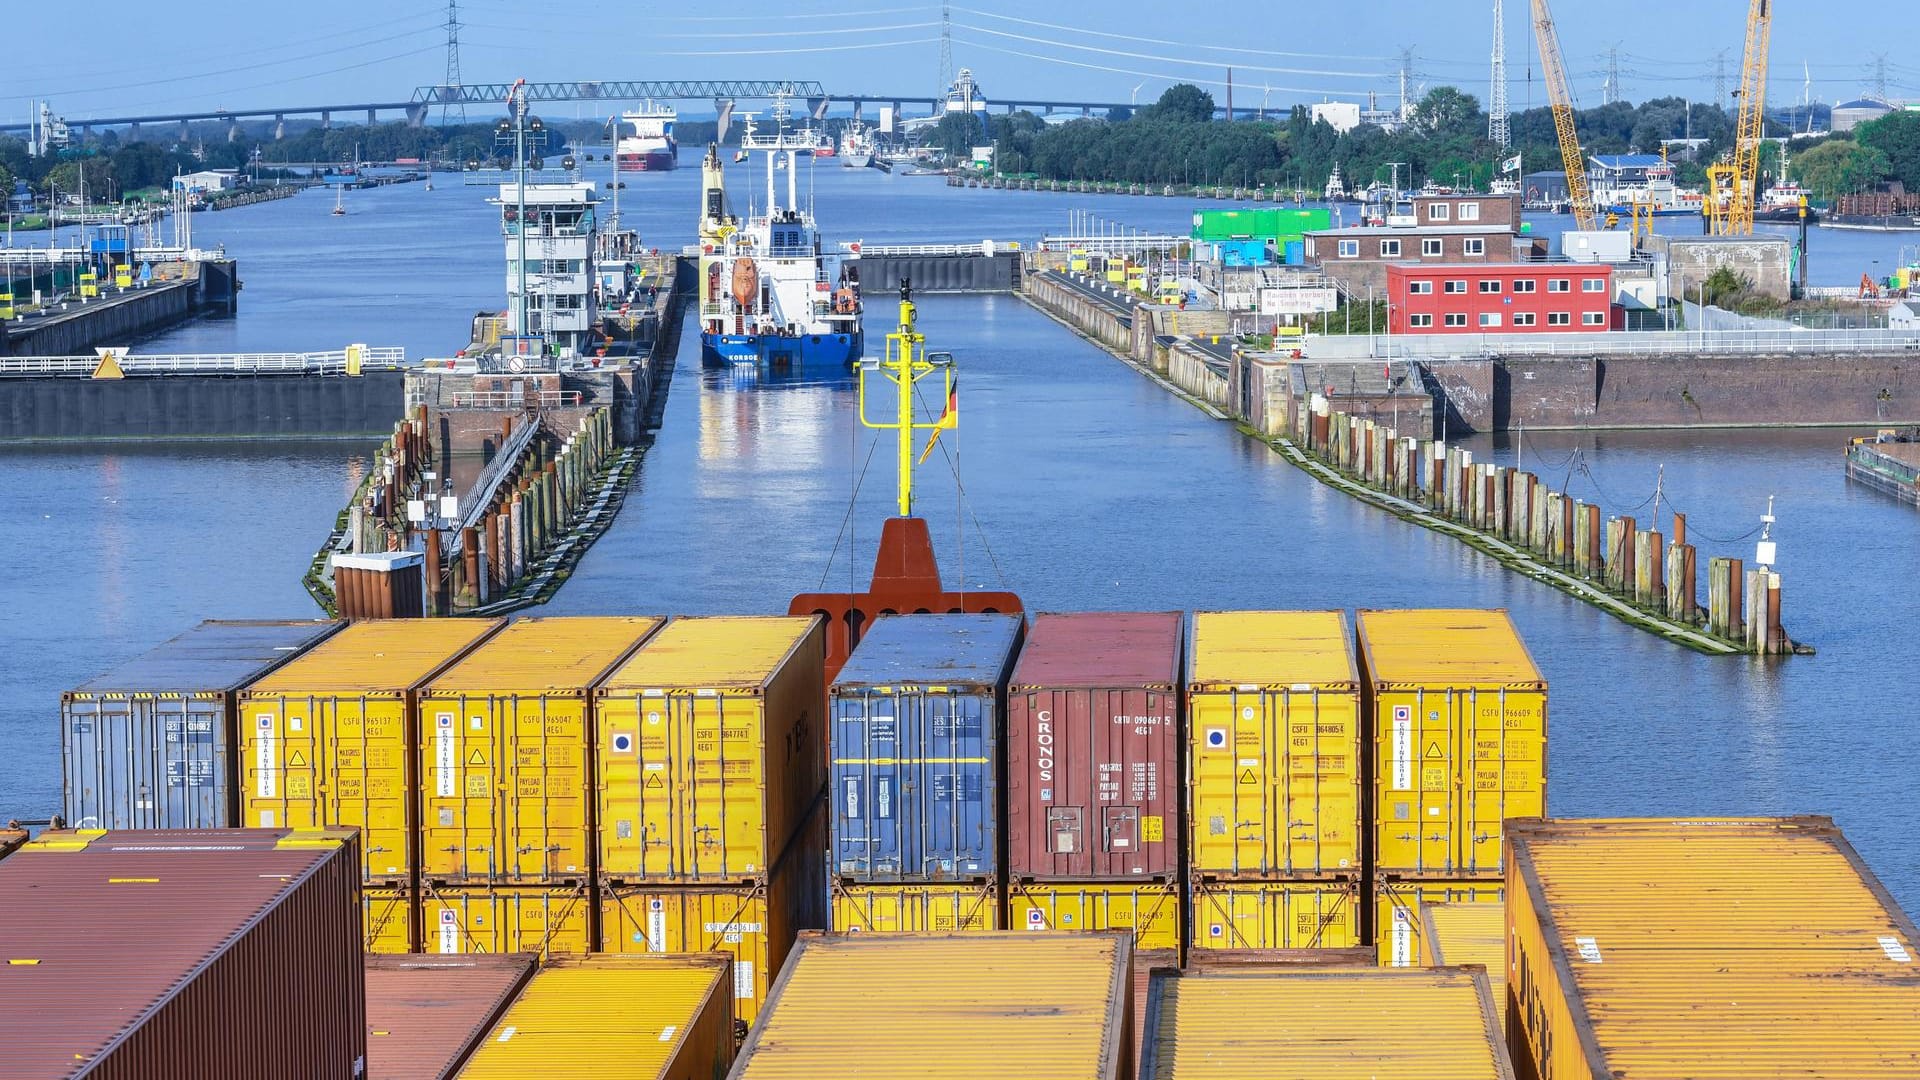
left=423, top=530, right=442, bottom=616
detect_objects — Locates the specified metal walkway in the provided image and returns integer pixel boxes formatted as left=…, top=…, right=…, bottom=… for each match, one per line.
left=0, top=347, right=406, bottom=377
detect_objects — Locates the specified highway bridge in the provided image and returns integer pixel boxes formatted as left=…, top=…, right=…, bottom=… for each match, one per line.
left=0, top=79, right=1167, bottom=141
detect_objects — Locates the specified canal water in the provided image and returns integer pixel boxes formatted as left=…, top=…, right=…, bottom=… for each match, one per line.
left=2, top=157, right=1915, bottom=908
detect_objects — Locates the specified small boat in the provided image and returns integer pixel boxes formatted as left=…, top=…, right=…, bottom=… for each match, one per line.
left=331, top=186, right=345, bottom=216
left=1846, top=430, right=1920, bottom=506
left=424, top=177, right=434, bottom=192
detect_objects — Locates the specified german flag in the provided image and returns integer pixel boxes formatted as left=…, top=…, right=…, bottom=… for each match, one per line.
left=918, top=378, right=958, bottom=465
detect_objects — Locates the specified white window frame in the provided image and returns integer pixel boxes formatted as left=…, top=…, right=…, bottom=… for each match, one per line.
left=1480, top=312, right=1502, bottom=327
left=1459, top=202, right=1481, bottom=221
left=1464, top=238, right=1486, bottom=257
left=1444, top=279, right=1468, bottom=294
left=1428, top=203, right=1451, bottom=221
left=1338, top=239, right=1359, bottom=258
left=1583, top=311, right=1608, bottom=326
left=1548, top=278, right=1571, bottom=293
left=1583, top=278, right=1607, bottom=293
left=1410, top=313, right=1435, bottom=328
left=1512, top=312, right=1537, bottom=327
left=1444, top=312, right=1469, bottom=327
left=1548, top=311, right=1571, bottom=326
left=1380, top=239, right=1402, bottom=256
left=1512, top=278, right=1537, bottom=294
left=1479, top=279, right=1502, bottom=294
left=1422, top=238, right=1445, bottom=257
left=1409, top=280, right=1434, bottom=295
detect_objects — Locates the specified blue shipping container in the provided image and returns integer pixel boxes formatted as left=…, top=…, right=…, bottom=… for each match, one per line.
left=1284, top=239, right=1305, bottom=265
left=62, top=620, right=340, bottom=830
left=830, top=614, right=1023, bottom=882
left=1219, top=239, right=1271, bottom=267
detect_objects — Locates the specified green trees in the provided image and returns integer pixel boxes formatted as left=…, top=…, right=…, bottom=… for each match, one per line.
left=1788, top=140, right=1889, bottom=201
left=1141, top=84, right=1216, bottom=124
left=1856, top=111, right=1920, bottom=190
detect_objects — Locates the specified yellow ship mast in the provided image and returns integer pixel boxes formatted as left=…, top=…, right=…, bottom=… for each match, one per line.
left=859, top=282, right=955, bottom=518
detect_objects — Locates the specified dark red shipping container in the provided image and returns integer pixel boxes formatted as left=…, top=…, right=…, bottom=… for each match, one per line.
left=0, top=828, right=366, bottom=1080
left=1006, top=612, right=1184, bottom=880
left=364, top=954, right=536, bottom=1079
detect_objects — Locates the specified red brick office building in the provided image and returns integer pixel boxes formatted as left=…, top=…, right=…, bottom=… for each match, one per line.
left=1386, top=263, right=1620, bottom=334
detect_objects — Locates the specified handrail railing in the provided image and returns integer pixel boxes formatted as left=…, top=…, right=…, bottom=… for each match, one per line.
left=1299, top=328, right=1920, bottom=360
left=0, top=347, right=407, bottom=377
left=450, top=417, right=540, bottom=542
left=449, top=390, right=584, bottom=409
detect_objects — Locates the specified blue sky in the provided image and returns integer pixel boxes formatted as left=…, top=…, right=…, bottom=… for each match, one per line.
left=2, top=1, right=1899, bottom=124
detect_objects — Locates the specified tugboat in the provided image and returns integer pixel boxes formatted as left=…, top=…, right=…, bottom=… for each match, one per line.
left=697, top=94, right=863, bottom=371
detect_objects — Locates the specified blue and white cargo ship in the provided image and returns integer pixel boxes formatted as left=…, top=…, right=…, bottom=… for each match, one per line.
left=697, top=95, right=863, bottom=371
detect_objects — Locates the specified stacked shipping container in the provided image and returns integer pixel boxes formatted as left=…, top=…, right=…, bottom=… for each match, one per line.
left=364, top=954, right=537, bottom=1079
left=1419, top=902, right=1509, bottom=1033
left=1358, top=610, right=1546, bottom=965
left=828, top=614, right=1024, bottom=933
left=1139, top=966, right=1516, bottom=1078
left=238, top=617, right=505, bottom=952
left=1187, top=611, right=1365, bottom=951
left=1006, top=613, right=1184, bottom=967
left=1506, top=817, right=1920, bottom=1078
left=591, top=616, right=829, bottom=1024
left=416, top=617, right=664, bottom=957
left=461, top=954, right=737, bottom=1079
left=0, top=828, right=366, bottom=1079
left=732, top=931, right=1135, bottom=1080
left=61, top=619, right=343, bottom=830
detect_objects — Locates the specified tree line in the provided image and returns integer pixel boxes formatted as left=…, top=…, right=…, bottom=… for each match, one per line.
left=0, top=120, right=589, bottom=204
left=924, top=83, right=1920, bottom=201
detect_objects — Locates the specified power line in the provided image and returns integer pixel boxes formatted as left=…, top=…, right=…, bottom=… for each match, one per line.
left=950, top=37, right=1365, bottom=98
left=654, top=21, right=941, bottom=39
left=664, top=38, right=940, bottom=57
left=952, top=23, right=1391, bottom=79
left=951, top=7, right=1392, bottom=62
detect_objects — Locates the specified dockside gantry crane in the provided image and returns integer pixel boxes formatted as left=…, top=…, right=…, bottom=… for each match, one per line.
left=1530, top=0, right=1595, bottom=231
left=1709, top=0, right=1774, bottom=235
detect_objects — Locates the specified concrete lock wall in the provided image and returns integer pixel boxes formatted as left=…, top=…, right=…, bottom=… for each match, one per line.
left=0, top=371, right=407, bottom=441
left=1651, top=236, right=1794, bottom=300
left=3, top=282, right=197, bottom=357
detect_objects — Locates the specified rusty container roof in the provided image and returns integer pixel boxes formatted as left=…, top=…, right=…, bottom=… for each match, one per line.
left=0, top=828, right=359, bottom=1078
left=1009, top=612, right=1184, bottom=691
left=365, top=954, right=538, bottom=1080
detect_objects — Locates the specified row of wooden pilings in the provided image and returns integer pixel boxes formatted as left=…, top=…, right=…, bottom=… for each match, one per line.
left=1297, top=399, right=1792, bottom=655
left=419, top=408, right=616, bottom=614
left=353, top=406, right=434, bottom=553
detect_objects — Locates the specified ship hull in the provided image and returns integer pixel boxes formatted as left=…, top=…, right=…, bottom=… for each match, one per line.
left=617, top=148, right=678, bottom=172
left=701, top=330, right=863, bottom=371
left=841, top=153, right=873, bottom=169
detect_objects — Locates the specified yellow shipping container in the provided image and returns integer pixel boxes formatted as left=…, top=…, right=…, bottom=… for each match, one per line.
left=417, top=617, right=663, bottom=885
left=1358, top=609, right=1546, bottom=876
left=364, top=886, right=416, bottom=954
left=1008, top=880, right=1182, bottom=952
left=1420, top=903, right=1509, bottom=1033
left=831, top=881, right=1003, bottom=933
left=1139, top=966, right=1515, bottom=1079
left=460, top=954, right=734, bottom=1079
left=598, top=806, right=825, bottom=1026
left=1190, top=878, right=1362, bottom=951
left=1375, top=876, right=1504, bottom=967
left=595, top=616, right=826, bottom=884
left=1508, top=817, right=1920, bottom=1080
left=730, top=931, right=1133, bottom=1080
left=1188, top=611, right=1361, bottom=877
left=421, top=883, right=592, bottom=958
left=239, top=618, right=504, bottom=883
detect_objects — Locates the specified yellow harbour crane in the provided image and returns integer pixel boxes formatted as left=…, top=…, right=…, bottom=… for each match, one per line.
left=1709, top=0, right=1774, bottom=235
left=1530, top=0, right=1596, bottom=231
